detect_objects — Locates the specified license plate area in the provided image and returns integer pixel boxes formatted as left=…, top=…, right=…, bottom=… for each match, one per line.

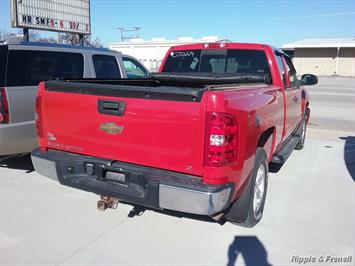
left=94, top=164, right=128, bottom=186
left=104, top=171, right=127, bottom=185
left=89, top=164, right=148, bottom=191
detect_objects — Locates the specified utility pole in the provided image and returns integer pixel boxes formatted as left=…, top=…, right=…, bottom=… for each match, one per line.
left=134, top=27, right=141, bottom=38
left=117, top=27, right=141, bottom=42
left=79, top=34, right=84, bottom=46
left=23, top=28, right=29, bottom=41
left=117, top=27, right=124, bottom=42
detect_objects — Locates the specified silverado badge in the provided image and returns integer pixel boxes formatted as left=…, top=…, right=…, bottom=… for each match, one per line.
left=99, top=122, right=124, bottom=135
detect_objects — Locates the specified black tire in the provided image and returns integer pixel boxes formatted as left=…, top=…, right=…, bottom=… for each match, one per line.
left=295, top=110, right=309, bottom=150
left=225, top=148, right=268, bottom=228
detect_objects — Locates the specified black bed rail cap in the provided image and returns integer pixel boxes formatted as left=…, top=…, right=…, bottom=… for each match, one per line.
left=150, top=72, right=272, bottom=85
left=43, top=80, right=206, bottom=102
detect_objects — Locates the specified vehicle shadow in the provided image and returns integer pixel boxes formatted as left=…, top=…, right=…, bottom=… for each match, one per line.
left=340, top=136, right=355, bottom=182
left=0, top=154, right=34, bottom=173
left=227, top=236, right=272, bottom=266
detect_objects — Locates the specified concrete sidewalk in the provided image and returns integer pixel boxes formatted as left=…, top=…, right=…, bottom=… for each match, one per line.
left=0, top=128, right=354, bottom=266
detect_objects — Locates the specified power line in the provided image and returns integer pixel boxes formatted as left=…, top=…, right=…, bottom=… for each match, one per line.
left=269, top=12, right=355, bottom=21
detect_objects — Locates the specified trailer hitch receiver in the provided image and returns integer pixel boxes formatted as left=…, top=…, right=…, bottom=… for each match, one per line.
left=97, top=196, right=119, bottom=211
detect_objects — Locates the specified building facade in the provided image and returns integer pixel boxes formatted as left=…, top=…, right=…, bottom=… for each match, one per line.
left=283, top=39, right=355, bottom=77
left=111, top=37, right=355, bottom=76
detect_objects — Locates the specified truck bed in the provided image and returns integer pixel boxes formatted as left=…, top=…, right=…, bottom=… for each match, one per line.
left=37, top=74, right=269, bottom=177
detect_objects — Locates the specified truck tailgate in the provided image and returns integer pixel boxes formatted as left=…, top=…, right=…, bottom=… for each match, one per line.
left=38, top=81, right=206, bottom=176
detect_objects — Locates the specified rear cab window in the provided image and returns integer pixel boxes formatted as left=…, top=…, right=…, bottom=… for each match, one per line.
left=162, top=49, right=270, bottom=76
left=92, top=55, right=121, bottom=79
left=6, top=50, right=84, bottom=86
left=0, top=45, right=8, bottom=87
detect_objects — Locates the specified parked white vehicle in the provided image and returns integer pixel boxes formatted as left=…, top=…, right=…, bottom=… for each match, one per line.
left=0, top=40, right=149, bottom=156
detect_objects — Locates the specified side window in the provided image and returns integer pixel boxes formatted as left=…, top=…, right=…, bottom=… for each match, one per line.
left=6, top=50, right=84, bottom=86
left=92, top=55, right=121, bottom=79
left=275, top=54, right=286, bottom=87
left=284, top=56, right=298, bottom=87
left=122, top=57, right=148, bottom=78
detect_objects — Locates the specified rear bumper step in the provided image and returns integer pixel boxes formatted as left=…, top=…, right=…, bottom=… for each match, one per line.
left=31, top=149, right=233, bottom=216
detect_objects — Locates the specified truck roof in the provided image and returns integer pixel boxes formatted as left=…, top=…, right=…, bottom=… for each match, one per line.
left=169, top=42, right=288, bottom=57
left=1, top=40, right=113, bottom=53
left=170, top=42, right=269, bottom=51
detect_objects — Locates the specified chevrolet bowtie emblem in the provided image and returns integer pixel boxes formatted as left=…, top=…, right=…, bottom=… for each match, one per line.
left=99, top=122, right=124, bottom=135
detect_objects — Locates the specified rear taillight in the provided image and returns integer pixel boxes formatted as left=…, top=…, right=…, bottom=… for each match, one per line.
left=204, top=112, right=238, bottom=167
left=0, top=88, right=9, bottom=124
left=35, top=96, right=43, bottom=138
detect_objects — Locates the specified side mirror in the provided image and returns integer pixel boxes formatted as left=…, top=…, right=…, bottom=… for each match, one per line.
left=301, top=74, right=318, bottom=86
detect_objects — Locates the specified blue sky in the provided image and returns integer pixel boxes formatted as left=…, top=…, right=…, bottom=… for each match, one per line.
left=1, top=0, right=354, bottom=47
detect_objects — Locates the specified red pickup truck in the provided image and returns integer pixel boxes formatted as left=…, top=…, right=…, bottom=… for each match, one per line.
left=31, top=42, right=318, bottom=227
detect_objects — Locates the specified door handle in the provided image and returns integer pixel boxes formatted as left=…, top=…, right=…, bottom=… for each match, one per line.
left=98, top=100, right=126, bottom=116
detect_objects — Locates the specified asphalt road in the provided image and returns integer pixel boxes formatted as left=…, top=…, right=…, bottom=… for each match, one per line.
left=307, top=77, right=354, bottom=132
left=0, top=77, right=354, bottom=266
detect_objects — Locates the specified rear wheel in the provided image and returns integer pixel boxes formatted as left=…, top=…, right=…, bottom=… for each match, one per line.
left=225, top=148, right=268, bottom=227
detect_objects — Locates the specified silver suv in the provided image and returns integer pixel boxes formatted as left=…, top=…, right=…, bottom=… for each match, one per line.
left=0, top=41, right=149, bottom=156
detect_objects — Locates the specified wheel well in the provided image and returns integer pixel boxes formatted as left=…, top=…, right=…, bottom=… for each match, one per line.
left=257, top=127, right=275, bottom=161
left=257, top=127, right=275, bottom=148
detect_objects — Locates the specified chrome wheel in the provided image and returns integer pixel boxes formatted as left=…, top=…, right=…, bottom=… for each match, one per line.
left=253, top=163, right=266, bottom=220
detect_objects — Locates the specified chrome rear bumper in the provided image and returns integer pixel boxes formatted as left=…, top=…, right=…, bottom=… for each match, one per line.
left=31, top=149, right=233, bottom=216
left=159, top=184, right=232, bottom=215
